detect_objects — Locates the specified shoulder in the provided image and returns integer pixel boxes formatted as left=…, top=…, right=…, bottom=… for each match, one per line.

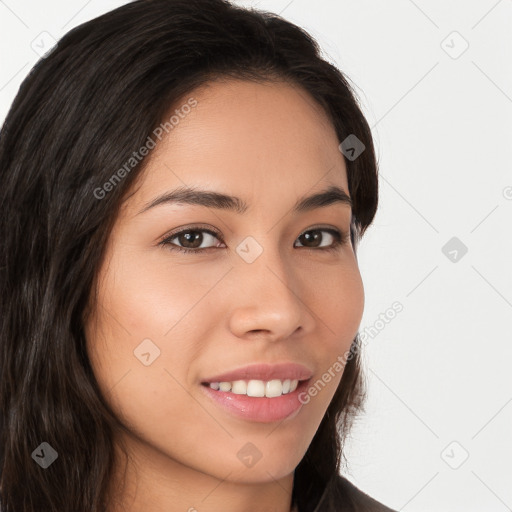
left=328, top=473, right=397, bottom=512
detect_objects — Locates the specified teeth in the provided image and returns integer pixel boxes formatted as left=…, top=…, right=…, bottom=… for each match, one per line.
left=265, top=379, right=282, bottom=398
left=247, top=379, right=265, bottom=397
left=231, top=380, right=247, bottom=394
left=209, top=378, right=300, bottom=397
left=218, top=381, right=231, bottom=392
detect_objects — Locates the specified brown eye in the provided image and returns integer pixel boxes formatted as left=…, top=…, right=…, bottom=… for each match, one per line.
left=175, top=230, right=205, bottom=249
left=160, top=227, right=225, bottom=254
left=297, top=230, right=325, bottom=248
left=295, top=228, right=345, bottom=250
left=160, top=226, right=349, bottom=255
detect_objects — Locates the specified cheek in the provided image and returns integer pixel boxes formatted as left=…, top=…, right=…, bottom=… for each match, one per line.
left=302, top=260, right=364, bottom=398
left=85, top=249, right=231, bottom=407
left=259, top=258, right=362, bottom=432
left=92, top=245, right=227, bottom=351
left=307, top=257, right=365, bottom=347
left=84, top=254, right=227, bottom=461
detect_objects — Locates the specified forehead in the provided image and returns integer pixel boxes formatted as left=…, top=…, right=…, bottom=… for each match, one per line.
left=124, top=79, right=349, bottom=215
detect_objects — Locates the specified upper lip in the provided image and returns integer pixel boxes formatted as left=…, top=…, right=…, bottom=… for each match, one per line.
left=201, top=362, right=313, bottom=383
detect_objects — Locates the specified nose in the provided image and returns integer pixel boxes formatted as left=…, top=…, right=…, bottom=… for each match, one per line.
left=227, top=246, right=314, bottom=342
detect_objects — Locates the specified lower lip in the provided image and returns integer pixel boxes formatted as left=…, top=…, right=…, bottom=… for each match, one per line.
left=200, top=380, right=310, bottom=423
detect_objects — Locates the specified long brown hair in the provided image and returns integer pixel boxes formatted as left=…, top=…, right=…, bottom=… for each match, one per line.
left=0, top=1, right=378, bottom=510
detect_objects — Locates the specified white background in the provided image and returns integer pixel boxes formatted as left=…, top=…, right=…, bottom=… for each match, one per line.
left=1, top=1, right=511, bottom=511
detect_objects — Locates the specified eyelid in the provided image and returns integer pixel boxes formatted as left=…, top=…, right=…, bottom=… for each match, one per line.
left=158, top=223, right=224, bottom=243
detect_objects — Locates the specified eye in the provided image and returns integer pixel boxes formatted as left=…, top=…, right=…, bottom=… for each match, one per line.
left=159, top=225, right=225, bottom=254
left=294, top=227, right=350, bottom=252
left=158, top=225, right=350, bottom=254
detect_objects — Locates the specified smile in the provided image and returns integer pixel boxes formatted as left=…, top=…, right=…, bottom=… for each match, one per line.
left=204, top=378, right=299, bottom=397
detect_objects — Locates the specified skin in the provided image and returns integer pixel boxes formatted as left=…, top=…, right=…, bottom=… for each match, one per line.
left=85, top=78, right=365, bottom=512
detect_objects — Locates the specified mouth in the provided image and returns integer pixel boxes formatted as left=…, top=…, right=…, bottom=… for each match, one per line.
left=200, top=377, right=312, bottom=423
left=200, top=377, right=307, bottom=397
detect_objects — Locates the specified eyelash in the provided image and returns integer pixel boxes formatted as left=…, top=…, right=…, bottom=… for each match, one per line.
left=158, top=225, right=350, bottom=255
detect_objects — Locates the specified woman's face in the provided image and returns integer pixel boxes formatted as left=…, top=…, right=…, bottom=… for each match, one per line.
left=86, top=78, right=364, bottom=507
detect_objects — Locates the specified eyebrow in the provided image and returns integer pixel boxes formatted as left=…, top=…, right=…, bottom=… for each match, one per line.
left=137, top=184, right=352, bottom=216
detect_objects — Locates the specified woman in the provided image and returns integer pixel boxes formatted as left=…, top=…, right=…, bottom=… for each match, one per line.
left=0, top=0, right=396, bottom=510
